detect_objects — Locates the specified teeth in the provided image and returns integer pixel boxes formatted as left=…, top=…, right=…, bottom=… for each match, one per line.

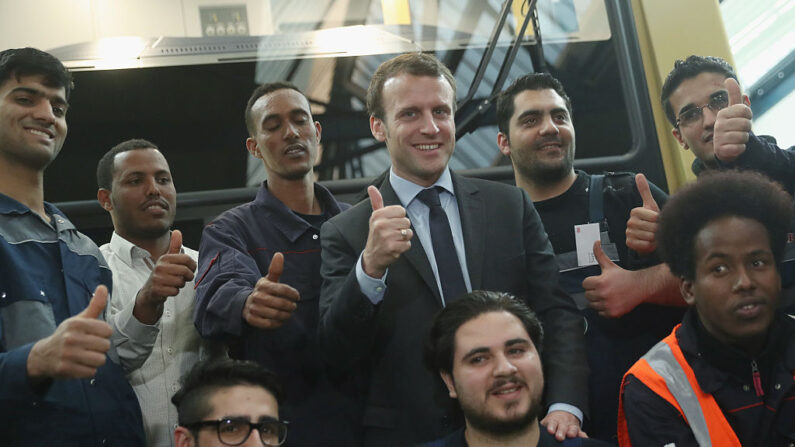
left=28, top=129, right=50, bottom=138
left=495, top=387, right=519, bottom=395
left=416, top=144, right=439, bottom=150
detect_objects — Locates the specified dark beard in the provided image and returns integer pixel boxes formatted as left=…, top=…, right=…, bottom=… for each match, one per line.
left=462, top=397, right=542, bottom=437
left=517, top=155, right=573, bottom=187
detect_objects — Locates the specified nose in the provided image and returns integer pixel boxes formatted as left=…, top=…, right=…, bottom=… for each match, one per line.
left=32, top=99, right=57, bottom=125
left=538, top=115, right=559, bottom=136
left=702, top=105, right=718, bottom=129
left=493, top=352, right=518, bottom=376
left=143, top=176, right=160, bottom=196
left=732, top=265, right=755, bottom=292
left=419, top=111, right=440, bottom=135
left=284, top=121, right=300, bottom=139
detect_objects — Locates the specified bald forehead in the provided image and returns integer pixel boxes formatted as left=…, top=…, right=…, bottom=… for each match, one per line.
left=252, top=88, right=312, bottom=121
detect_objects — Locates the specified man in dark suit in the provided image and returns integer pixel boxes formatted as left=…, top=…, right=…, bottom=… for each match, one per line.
left=318, top=53, right=588, bottom=446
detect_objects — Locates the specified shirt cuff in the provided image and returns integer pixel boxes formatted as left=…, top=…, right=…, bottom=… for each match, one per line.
left=355, top=252, right=387, bottom=305
left=109, top=297, right=160, bottom=373
left=547, top=403, right=583, bottom=425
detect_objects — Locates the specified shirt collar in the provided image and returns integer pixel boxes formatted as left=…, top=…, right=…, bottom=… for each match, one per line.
left=252, top=181, right=342, bottom=242
left=0, top=192, right=73, bottom=231
left=108, top=231, right=154, bottom=266
left=388, top=167, right=454, bottom=207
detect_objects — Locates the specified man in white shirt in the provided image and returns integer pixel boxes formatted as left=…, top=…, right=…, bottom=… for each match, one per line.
left=96, top=138, right=216, bottom=447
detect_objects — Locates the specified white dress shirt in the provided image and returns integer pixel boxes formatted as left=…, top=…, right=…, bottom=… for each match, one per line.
left=101, top=232, right=223, bottom=447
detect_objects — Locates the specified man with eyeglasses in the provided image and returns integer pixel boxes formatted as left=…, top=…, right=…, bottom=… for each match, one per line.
left=627, top=55, right=795, bottom=312
left=173, top=359, right=288, bottom=447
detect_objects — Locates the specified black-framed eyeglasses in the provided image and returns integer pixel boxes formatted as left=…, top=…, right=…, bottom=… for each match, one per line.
left=675, top=91, right=729, bottom=128
left=183, top=417, right=288, bottom=446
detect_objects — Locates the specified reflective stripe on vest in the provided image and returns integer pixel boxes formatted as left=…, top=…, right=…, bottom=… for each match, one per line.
left=617, top=326, right=741, bottom=447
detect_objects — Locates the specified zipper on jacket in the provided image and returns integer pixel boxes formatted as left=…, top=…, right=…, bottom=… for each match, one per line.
left=750, top=359, right=764, bottom=397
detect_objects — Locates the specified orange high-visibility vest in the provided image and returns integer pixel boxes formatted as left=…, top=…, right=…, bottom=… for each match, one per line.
left=616, top=325, right=741, bottom=447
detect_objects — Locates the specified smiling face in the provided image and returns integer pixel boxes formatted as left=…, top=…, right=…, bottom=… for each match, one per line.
left=498, top=88, right=575, bottom=185
left=441, top=311, right=544, bottom=436
left=682, top=216, right=780, bottom=354
left=102, top=148, right=177, bottom=242
left=370, top=73, right=456, bottom=187
left=246, top=88, right=321, bottom=183
left=669, top=72, right=747, bottom=166
left=0, top=73, right=68, bottom=171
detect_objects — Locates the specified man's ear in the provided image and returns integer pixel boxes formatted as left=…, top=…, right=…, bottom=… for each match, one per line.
left=96, top=189, right=112, bottom=212
left=672, top=127, right=688, bottom=150
left=497, top=132, right=511, bottom=157
left=680, top=277, right=696, bottom=306
left=314, top=120, right=322, bottom=144
left=246, top=137, right=262, bottom=159
left=440, top=371, right=457, bottom=399
left=174, top=426, right=195, bottom=447
left=370, top=115, right=387, bottom=142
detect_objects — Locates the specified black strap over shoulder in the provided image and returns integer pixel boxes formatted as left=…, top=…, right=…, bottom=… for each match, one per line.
left=588, top=174, right=605, bottom=224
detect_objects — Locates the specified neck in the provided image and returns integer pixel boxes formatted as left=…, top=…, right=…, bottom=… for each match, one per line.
left=267, top=174, right=320, bottom=215
left=0, top=155, right=47, bottom=219
left=464, top=419, right=540, bottom=447
left=515, top=169, right=577, bottom=202
left=120, top=231, right=173, bottom=260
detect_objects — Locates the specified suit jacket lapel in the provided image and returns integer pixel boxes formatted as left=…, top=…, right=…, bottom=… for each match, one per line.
left=378, top=177, right=442, bottom=304
left=452, top=172, right=485, bottom=291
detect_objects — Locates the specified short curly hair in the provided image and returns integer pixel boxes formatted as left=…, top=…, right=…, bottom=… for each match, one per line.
left=658, top=170, right=793, bottom=281
left=660, top=55, right=737, bottom=126
left=424, top=290, right=543, bottom=375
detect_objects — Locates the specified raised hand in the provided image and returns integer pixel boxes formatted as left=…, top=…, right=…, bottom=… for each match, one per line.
left=361, top=186, right=413, bottom=278
left=27, top=285, right=113, bottom=380
left=135, top=230, right=197, bottom=324
left=626, top=173, right=660, bottom=255
left=714, top=77, right=752, bottom=161
left=582, top=241, right=641, bottom=318
left=541, top=410, right=588, bottom=441
left=243, top=252, right=300, bottom=330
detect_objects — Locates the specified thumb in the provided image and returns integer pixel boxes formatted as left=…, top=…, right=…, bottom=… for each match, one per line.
left=368, top=185, right=384, bottom=211
left=80, top=285, right=108, bottom=319
left=267, top=252, right=284, bottom=283
left=725, top=77, right=742, bottom=107
left=636, top=173, right=659, bottom=212
left=168, top=229, right=182, bottom=254
left=592, top=240, right=614, bottom=269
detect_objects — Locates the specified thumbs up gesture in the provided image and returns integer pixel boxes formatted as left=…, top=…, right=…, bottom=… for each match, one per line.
left=27, top=285, right=114, bottom=380
left=626, top=174, right=660, bottom=255
left=362, top=186, right=413, bottom=278
left=581, top=241, right=638, bottom=318
left=243, top=252, right=301, bottom=329
left=134, top=229, right=197, bottom=324
left=713, top=77, right=752, bottom=161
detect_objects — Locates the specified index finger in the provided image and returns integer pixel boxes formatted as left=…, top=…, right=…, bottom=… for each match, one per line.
left=725, top=77, right=742, bottom=107
left=368, top=185, right=384, bottom=210
left=635, top=173, right=659, bottom=212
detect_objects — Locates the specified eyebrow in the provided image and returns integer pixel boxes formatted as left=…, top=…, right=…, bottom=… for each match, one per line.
left=516, top=107, right=567, bottom=121
left=261, top=108, right=309, bottom=124
left=461, top=338, right=531, bottom=361
left=10, top=86, right=69, bottom=108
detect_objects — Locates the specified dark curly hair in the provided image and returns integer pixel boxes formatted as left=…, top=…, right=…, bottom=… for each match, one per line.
left=660, top=55, right=737, bottom=126
left=496, top=73, right=572, bottom=138
left=424, top=290, right=543, bottom=375
left=658, top=170, right=793, bottom=281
